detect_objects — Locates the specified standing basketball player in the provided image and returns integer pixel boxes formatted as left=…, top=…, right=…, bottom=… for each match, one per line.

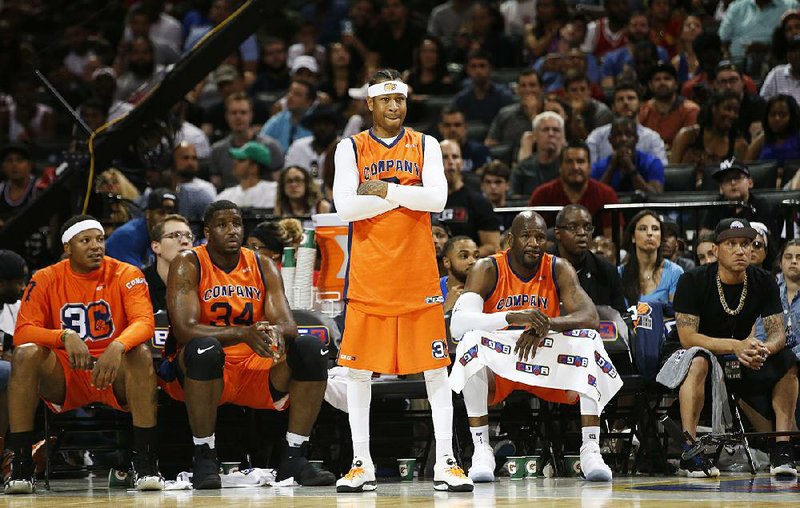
left=333, top=69, right=473, bottom=492
left=164, top=201, right=334, bottom=489
left=6, top=215, right=161, bottom=494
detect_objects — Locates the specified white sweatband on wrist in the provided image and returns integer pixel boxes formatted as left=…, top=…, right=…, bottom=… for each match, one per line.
left=61, top=219, right=104, bottom=244
left=367, top=80, right=408, bottom=98
left=450, top=291, right=509, bottom=339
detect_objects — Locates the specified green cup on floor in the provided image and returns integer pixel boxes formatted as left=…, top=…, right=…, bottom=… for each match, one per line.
left=397, top=458, right=416, bottom=481
left=524, top=455, right=540, bottom=478
left=108, top=467, right=132, bottom=488
left=507, top=456, right=527, bottom=480
left=220, top=461, right=240, bottom=474
left=564, top=455, right=582, bottom=477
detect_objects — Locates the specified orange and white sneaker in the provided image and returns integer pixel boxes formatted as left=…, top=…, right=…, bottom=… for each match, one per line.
left=336, top=457, right=377, bottom=493
left=433, top=456, right=474, bottom=492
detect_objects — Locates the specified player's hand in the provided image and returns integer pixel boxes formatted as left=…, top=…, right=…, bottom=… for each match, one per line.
left=357, top=180, right=388, bottom=198
left=515, top=328, right=542, bottom=362
left=92, top=341, right=125, bottom=390
left=243, top=323, right=272, bottom=358
left=257, top=322, right=286, bottom=360
left=507, top=309, right=550, bottom=336
left=63, top=331, right=92, bottom=370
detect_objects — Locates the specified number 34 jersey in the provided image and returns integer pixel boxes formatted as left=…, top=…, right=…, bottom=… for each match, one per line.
left=15, top=257, right=155, bottom=355
left=194, top=244, right=266, bottom=360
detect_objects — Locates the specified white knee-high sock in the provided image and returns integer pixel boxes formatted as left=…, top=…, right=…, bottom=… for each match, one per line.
left=347, top=368, right=373, bottom=462
left=424, top=367, right=454, bottom=461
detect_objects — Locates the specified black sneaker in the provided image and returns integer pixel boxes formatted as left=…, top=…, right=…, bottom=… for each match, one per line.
left=131, top=449, right=165, bottom=491
left=678, top=455, right=719, bottom=478
left=4, top=457, right=35, bottom=494
left=276, top=442, right=335, bottom=486
left=192, top=444, right=221, bottom=489
left=770, top=441, right=797, bottom=477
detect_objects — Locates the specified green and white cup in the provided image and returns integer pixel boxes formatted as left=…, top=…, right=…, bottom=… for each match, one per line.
left=564, top=455, right=582, bottom=477
left=108, top=467, right=132, bottom=488
left=507, top=456, right=527, bottom=480
left=397, top=458, right=416, bottom=481
left=524, top=455, right=540, bottom=478
left=220, top=461, right=240, bottom=474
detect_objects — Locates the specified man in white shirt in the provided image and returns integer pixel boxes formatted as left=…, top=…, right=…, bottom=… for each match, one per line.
left=285, top=105, right=343, bottom=185
left=216, top=141, right=277, bottom=209
left=761, top=35, right=800, bottom=104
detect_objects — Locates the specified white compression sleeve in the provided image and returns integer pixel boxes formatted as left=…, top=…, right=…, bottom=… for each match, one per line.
left=383, top=135, right=447, bottom=212
left=462, top=365, right=489, bottom=419
left=347, top=367, right=373, bottom=461
left=579, top=394, right=600, bottom=416
left=333, top=138, right=398, bottom=222
left=450, top=291, right=509, bottom=339
left=424, top=367, right=453, bottom=460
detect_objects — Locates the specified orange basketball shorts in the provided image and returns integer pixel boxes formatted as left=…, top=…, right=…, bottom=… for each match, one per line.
left=159, top=353, right=287, bottom=410
left=43, top=348, right=125, bottom=414
left=489, top=374, right=579, bottom=407
left=338, top=304, right=450, bottom=375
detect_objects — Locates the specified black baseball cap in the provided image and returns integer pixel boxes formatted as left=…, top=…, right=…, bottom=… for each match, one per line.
left=714, top=217, right=758, bottom=243
left=712, top=158, right=751, bottom=182
left=146, top=188, right=178, bottom=211
left=0, top=142, right=31, bottom=161
left=649, top=60, right=677, bottom=81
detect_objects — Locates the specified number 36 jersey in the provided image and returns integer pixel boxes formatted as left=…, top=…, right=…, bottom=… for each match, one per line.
left=194, top=244, right=266, bottom=360
left=15, top=257, right=155, bottom=355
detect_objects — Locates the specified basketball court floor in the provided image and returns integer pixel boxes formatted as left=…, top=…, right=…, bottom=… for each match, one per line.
left=12, top=474, right=800, bottom=507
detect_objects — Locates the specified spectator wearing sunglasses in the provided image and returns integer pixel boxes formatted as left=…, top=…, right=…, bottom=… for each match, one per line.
left=750, top=221, right=775, bottom=271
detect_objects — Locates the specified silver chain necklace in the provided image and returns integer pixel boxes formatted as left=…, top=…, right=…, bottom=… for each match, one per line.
left=716, top=271, right=748, bottom=316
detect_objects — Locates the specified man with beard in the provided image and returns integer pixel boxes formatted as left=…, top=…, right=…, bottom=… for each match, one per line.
left=586, top=82, right=667, bottom=165
left=168, top=143, right=216, bottom=227
left=452, top=49, right=514, bottom=126
left=554, top=205, right=626, bottom=315
left=285, top=105, right=342, bottom=185
left=438, top=106, right=492, bottom=173
left=591, top=117, right=664, bottom=193
left=115, top=36, right=162, bottom=103
left=440, top=236, right=480, bottom=314
left=600, top=12, right=668, bottom=89
left=440, top=140, right=501, bottom=257
left=529, top=141, right=619, bottom=238
left=449, top=211, right=618, bottom=483
left=639, top=62, right=700, bottom=148
left=671, top=217, right=797, bottom=477
left=432, top=217, right=452, bottom=277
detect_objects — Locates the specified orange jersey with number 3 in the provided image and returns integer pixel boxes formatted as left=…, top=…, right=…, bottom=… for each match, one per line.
left=194, top=245, right=266, bottom=360
left=483, top=250, right=561, bottom=320
left=345, top=127, right=441, bottom=316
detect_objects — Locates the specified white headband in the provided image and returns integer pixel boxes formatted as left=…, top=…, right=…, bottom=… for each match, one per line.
left=62, top=219, right=104, bottom=244
left=367, top=80, right=408, bottom=98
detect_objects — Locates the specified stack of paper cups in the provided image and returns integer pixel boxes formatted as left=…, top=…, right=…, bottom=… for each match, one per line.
left=293, top=229, right=317, bottom=309
left=281, top=247, right=296, bottom=306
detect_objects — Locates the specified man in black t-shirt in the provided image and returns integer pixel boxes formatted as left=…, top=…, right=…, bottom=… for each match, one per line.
left=554, top=205, right=626, bottom=315
left=673, top=218, right=798, bottom=478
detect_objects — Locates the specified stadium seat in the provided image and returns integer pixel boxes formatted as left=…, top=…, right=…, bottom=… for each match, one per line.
left=467, top=122, right=489, bottom=143
left=663, top=164, right=697, bottom=192
left=489, top=143, right=513, bottom=165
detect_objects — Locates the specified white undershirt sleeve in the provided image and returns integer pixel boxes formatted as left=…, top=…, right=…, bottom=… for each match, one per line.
left=450, top=291, right=509, bottom=339
left=333, top=138, right=398, bottom=222
left=384, top=135, right=447, bottom=213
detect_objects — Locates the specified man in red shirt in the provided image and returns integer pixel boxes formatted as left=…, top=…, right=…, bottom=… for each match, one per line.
left=528, top=140, right=619, bottom=237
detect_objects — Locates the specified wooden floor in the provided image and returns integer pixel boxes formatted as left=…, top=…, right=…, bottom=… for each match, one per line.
left=6, top=475, right=800, bottom=507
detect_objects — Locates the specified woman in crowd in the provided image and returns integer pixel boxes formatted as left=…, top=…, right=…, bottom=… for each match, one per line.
left=619, top=210, right=684, bottom=306
left=318, top=42, right=360, bottom=114
left=746, top=94, right=800, bottom=163
left=749, top=221, right=775, bottom=271
left=273, top=165, right=331, bottom=219
left=771, top=9, right=800, bottom=65
left=670, top=90, right=748, bottom=166
left=404, top=36, right=456, bottom=97
left=246, top=220, right=288, bottom=263
left=523, top=0, right=569, bottom=63
left=671, top=14, right=702, bottom=83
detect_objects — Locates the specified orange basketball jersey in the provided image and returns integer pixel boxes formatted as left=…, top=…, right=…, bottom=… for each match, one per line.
left=345, top=127, right=441, bottom=316
left=15, top=257, right=154, bottom=355
left=483, top=250, right=562, bottom=320
left=194, top=245, right=266, bottom=360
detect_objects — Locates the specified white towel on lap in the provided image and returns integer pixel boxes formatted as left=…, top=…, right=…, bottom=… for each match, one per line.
left=449, top=329, right=624, bottom=413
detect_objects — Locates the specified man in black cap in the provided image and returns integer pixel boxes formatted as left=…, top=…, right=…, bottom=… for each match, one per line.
left=285, top=105, right=343, bottom=185
left=700, top=159, right=780, bottom=236
left=761, top=34, right=800, bottom=104
left=106, top=188, right=178, bottom=268
left=639, top=61, right=700, bottom=148
left=672, top=217, right=798, bottom=478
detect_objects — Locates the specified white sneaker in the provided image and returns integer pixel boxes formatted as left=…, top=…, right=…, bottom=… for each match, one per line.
left=580, top=442, right=612, bottom=482
left=4, top=478, right=34, bottom=495
left=134, top=474, right=165, bottom=491
left=433, top=455, right=474, bottom=492
left=336, top=457, right=377, bottom=493
left=468, top=444, right=495, bottom=483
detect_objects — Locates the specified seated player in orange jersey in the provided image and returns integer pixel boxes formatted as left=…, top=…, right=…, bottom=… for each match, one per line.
left=163, top=200, right=334, bottom=489
left=6, top=215, right=161, bottom=494
left=450, top=211, right=618, bottom=483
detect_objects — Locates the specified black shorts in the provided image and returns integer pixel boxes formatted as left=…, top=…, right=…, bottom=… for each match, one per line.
left=725, top=348, right=797, bottom=420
